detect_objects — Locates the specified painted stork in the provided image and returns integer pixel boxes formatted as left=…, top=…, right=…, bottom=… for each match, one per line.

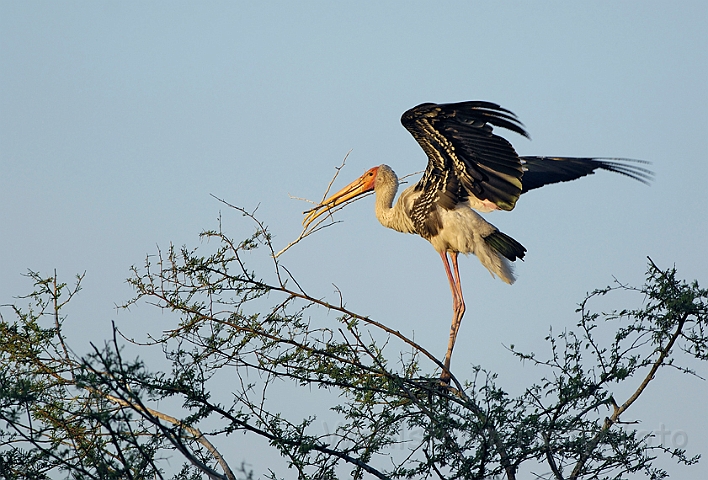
left=303, top=101, right=651, bottom=381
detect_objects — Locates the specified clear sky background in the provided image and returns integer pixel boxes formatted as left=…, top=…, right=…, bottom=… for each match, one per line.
left=1, top=2, right=707, bottom=478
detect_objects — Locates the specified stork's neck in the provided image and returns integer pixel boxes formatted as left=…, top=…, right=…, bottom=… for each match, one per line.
left=374, top=165, right=415, bottom=234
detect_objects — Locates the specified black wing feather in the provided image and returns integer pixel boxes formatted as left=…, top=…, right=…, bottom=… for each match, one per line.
left=400, top=102, right=652, bottom=237
left=401, top=101, right=529, bottom=229
left=520, top=157, right=653, bottom=193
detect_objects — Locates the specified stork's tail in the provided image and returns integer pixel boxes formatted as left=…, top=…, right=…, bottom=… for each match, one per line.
left=484, top=231, right=526, bottom=262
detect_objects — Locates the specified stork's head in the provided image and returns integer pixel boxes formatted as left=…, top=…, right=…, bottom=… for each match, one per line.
left=302, top=166, right=380, bottom=229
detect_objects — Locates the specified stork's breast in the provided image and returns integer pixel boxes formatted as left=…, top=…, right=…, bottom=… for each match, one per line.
left=428, top=207, right=497, bottom=254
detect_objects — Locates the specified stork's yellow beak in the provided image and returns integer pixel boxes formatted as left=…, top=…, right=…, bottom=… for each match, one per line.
left=302, top=166, right=379, bottom=229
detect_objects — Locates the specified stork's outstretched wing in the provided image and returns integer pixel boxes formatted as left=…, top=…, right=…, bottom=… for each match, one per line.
left=520, top=157, right=653, bottom=193
left=401, top=101, right=529, bottom=217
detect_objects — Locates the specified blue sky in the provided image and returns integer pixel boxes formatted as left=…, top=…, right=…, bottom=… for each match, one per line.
left=1, top=2, right=707, bottom=478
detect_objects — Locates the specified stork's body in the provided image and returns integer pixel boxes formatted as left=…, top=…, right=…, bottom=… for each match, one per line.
left=371, top=164, right=520, bottom=284
left=303, top=101, right=651, bottom=381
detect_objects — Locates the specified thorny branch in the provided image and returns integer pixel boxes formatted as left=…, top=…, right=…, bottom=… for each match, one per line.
left=568, top=258, right=702, bottom=480
left=1, top=203, right=706, bottom=479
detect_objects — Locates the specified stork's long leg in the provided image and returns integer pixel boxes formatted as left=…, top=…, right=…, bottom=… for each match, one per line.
left=440, top=251, right=466, bottom=382
left=450, top=252, right=466, bottom=318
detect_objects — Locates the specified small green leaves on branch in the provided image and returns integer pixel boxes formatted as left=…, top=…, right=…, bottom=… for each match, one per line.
left=1, top=213, right=705, bottom=479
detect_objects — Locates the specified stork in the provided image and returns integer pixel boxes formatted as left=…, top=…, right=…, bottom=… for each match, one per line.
left=303, top=101, right=651, bottom=381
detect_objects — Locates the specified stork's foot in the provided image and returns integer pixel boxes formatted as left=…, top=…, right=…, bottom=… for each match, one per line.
left=408, top=374, right=455, bottom=395
left=438, top=372, right=464, bottom=397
